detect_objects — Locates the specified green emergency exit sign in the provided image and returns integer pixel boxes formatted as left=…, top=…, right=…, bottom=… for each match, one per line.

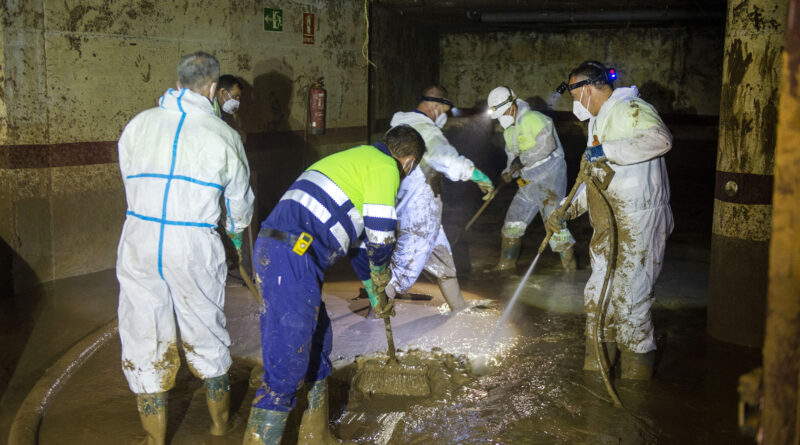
left=264, top=8, right=283, bottom=31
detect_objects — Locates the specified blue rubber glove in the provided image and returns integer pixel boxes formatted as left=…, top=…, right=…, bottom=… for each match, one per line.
left=470, top=168, right=495, bottom=200
left=226, top=230, right=243, bottom=252
left=584, top=144, right=606, bottom=163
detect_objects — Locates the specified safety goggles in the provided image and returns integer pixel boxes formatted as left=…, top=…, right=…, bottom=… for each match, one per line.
left=555, top=79, right=590, bottom=95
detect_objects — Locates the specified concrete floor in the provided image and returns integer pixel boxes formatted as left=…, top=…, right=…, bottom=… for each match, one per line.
left=0, top=174, right=760, bottom=443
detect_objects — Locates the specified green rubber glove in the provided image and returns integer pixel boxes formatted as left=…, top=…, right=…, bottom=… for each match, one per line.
left=470, top=168, right=494, bottom=200
left=361, top=279, right=379, bottom=308
left=368, top=263, right=395, bottom=318
left=226, top=230, right=243, bottom=252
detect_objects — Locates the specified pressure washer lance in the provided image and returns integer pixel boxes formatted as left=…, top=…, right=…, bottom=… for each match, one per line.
left=492, top=165, right=585, bottom=331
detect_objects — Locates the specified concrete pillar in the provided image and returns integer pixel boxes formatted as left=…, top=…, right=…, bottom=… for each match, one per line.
left=762, top=0, right=800, bottom=442
left=707, top=0, right=788, bottom=347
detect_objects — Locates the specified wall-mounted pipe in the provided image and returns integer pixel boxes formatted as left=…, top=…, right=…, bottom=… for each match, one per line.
left=467, top=9, right=725, bottom=24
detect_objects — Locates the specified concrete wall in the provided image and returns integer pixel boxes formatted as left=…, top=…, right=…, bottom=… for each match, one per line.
left=440, top=27, right=723, bottom=116
left=0, top=0, right=368, bottom=293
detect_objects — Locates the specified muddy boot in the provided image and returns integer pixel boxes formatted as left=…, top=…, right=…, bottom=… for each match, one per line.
left=559, top=246, right=577, bottom=271
left=136, top=392, right=167, bottom=445
left=620, top=350, right=655, bottom=380
left=298, top=379, right=352, bottom=444
left=438, top=277, right=468, bottom=312
left=486, top=236, right=521, bottom=272
left=243, top=407, right=288, bottom=445
left=583, top=338, right=618, bottom=373
left=205, top=374, right=232, bottom=436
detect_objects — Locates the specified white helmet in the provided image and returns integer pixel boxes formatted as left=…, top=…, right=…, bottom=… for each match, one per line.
left=487, top=86, right=516, bottom=119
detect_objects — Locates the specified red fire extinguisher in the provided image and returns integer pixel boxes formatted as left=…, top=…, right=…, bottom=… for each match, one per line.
left=308, top=78, right=326, bottom=135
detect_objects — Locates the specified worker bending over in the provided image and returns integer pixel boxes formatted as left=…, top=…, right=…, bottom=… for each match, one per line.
left=486, top=86, right=576, bottom=271
left=353, top=86, right=494, bottom=312
left=244, top=126, right=424, bottom=444
left=548, top=60, right=673, bottom=379
left=116, top=52, right=254, bottom=444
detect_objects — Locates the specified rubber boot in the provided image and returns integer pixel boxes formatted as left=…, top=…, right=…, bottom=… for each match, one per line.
left=583, top=338, right=618, bottom=373
left=438, top=277, right=468, bottom=312
left=297, top=379, right=352, bottom=444
left=559, top=246, right=577, bottom=271
left=620, top=350, right=656, bottom=380
left=205, top=374, right=231, bottom=436
left=487, top=236, right=521, bottom=272
left=243, top=407, right=289, bottom=445
left=136, top=392, right=167, bottom=445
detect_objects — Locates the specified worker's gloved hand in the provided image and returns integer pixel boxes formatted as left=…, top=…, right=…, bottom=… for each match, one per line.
left=584, top=144, right=606, bottom=163
left=502, top=157, right=523, bottom=183
left=545, top=210, right=566, bottom=235
left=374, top=293, right=395, bottom=319
left=471, top=168, right=494, bottom=200
left=226, top=230, right=243, bottom=253
left=369, top=263, right=391, bottom=295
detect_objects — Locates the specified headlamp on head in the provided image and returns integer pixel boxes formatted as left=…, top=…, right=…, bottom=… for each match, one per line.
left=487, top=86, right=517, bottom=119
left=555, top=65, right=618, bottom=94
left=417, top=96, right=454, bottom=108
left=489, top=94, right=514, bottom=114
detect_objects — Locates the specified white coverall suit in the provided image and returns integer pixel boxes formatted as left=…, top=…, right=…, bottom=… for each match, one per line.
left=387, top=111, right=477, bottom=294
left=116, top=88, right=254, bottom=394
left=564, top=86, right=673, bottom=354
left=502, top=100, right=573, bottom=252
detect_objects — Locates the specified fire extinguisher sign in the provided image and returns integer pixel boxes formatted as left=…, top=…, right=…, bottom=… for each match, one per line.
left=302, top=13, right=315, bottom=45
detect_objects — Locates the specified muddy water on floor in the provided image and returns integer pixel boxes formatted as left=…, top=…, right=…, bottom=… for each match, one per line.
left=33, top=301, right=756, bottom=444
left=328, top=307, right=757, bottom=445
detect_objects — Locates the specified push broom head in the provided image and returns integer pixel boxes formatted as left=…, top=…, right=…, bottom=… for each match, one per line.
left=352, top=357, right=431, bottom=397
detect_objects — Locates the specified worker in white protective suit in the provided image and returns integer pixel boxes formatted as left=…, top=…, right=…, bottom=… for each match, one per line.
left=486, top=86, right=577, bottom=272
left=548, top=61, right=673, bottom=380
left=116, top=52, right=254, bottom=444
left=354, top=85, right=494, bottom=312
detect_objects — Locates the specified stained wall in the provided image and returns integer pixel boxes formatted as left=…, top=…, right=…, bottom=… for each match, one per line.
left=0, top=0, right=369, bottom=293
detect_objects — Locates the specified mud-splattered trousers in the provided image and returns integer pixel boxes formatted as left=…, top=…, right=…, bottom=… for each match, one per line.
left=116, top=88, right=254, bottom=394
left=252, top=236, right=332, bottom=412
left=253, top=144, right=399, bottom=411
left=563, top=86, right=674, bottom=354
left=501, top=103, right=574, bottom=251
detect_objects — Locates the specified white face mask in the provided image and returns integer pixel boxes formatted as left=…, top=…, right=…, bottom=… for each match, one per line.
left=434, top=108, right=448, bottom=128
left=498, top=114, right=515, bottom=129
left=222, top=91, right=240, bottom=114
left=572, top=87, right=593, bottom=121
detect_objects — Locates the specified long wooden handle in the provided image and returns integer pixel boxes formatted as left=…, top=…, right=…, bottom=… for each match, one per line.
left=377, top=290, right=397, bottom=361
left=460, top=180, right=508, bottom=237
left=383, top=318, right=397, bottom=361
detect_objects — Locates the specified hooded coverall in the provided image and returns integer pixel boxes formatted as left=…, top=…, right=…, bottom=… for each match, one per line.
left=252, top=143, right=399, bottom=412
left=351, top=111, right=477, bottom=295
left=117, top=88, right=254, bottom=394
left=502, top=100, right=575, bottom=252
left=563, top=86, right=674, bottom=354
